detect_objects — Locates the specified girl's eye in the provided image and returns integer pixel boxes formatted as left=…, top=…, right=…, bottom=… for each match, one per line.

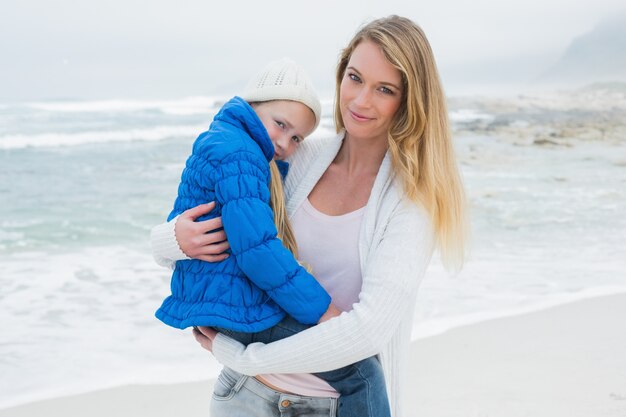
left=275, top=121, right=285, bottom=129
left=348, top=73, right=361, bottom=82
left=291, top=136, right=302, bottom=143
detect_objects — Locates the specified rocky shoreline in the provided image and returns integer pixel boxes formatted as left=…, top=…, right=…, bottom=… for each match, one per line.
left=449, top=83, right=626, bottom=146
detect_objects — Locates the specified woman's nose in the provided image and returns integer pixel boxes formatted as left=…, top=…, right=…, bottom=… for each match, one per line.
left=354, top=87, right=372, bottom=107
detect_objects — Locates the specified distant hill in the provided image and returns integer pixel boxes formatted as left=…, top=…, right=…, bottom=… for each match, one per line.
left=540, top=13, right=626, bottom=85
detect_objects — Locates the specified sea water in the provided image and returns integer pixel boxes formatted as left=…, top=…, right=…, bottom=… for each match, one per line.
left=1, top=97, right=625, bottom=409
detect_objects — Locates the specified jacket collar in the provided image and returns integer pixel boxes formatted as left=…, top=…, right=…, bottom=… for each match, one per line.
left=213, top=96, right=275, bottom=162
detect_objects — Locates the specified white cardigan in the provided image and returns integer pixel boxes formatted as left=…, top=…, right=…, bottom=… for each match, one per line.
left=151, top=131, right=435, bottom=417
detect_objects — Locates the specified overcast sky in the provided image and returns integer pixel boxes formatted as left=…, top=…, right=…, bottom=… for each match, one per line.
left=1, top=0, right=625, bottom=101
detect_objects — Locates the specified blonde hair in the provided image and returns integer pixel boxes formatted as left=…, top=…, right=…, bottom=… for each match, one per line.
left=334, top=15, right=467, bottom=269
left=269, top=158, right=299, bottom=258
left=248, top=101, right=300, bottom=258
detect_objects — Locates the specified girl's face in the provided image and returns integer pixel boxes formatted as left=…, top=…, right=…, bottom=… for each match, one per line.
left=339, top=40, right=403, bottom=143
left=253, top=100, right=316, bottom=160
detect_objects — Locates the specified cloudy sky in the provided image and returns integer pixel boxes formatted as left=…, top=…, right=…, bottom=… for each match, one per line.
left=1, top=0, right=624, bottom=101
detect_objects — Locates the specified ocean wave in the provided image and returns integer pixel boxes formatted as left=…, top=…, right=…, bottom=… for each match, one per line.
left=449, top=109, right=494, bottom=123
left=0, top=124, right=207, bottom=149
left=0, top=246, right=222, bottom=410
left=23, top=96, right=226, bottom=116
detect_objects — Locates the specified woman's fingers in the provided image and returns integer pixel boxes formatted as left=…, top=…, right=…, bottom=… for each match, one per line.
left=181, top=202, right=216, bottom=221
left=195, top=229, right=227, bottom=246
left=188, top=234, right=230, bottom=261
left=201, top=240, right=230, bottom=255
left=197, top=326, right=218, bottom=340
left=196, top=253, right=230, bottom=263
left=196, top=215, right=224, bottom=234
left=193, top=328, right=213, bottom=351
left=174, top=202, right=230, bottom=261
left=193, top=326, right=218, bottom=352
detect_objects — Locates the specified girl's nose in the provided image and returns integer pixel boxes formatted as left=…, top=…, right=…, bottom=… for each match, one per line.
left=275, top=135, right=288, bottom=151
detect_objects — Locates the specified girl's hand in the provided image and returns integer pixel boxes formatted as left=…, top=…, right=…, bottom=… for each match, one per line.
left=175, top=202, right=231, bottom=262
left=193, top=326, right=218, bottom=352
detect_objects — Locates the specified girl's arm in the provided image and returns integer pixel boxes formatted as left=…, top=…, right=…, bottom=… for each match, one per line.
left=210, top=200, right=435, bottom=375
left=150, top=159, right=335, bottom=323
left=212, top=152, right=331, bottom=325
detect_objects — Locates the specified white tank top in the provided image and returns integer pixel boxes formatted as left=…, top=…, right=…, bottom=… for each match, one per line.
left=258, top=198, right=365, bottom=397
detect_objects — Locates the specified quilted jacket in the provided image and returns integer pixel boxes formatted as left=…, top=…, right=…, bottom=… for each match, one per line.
left=155, top=96, right=331, bottom=331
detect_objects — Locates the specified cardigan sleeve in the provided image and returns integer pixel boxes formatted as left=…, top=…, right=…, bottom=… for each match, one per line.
left=150, top=215, right=190, bottom=269
left=211, top=199, right=435, bottom=375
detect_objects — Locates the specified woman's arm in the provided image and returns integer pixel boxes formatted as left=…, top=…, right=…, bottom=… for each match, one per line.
left=210, top=200, right=435, bottom=375
left=150, top=202, right=230, bottom=268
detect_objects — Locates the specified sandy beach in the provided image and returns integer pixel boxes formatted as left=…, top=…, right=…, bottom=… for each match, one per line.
left=409, top=293, right=626, bottom=417
left=2, top=293, right=625, bottom=417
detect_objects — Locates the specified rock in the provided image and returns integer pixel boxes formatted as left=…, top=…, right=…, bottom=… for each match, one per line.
left=533, top=138, right=560, bottom=146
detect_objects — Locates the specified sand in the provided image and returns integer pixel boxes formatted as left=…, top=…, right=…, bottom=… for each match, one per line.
left=2, top=293, right=625, bottom=417
left=408, top=293, right=626, bottom=416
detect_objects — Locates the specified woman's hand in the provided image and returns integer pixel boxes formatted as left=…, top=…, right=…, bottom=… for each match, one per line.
left=193, top=326, right=218, bottom=352
left=175, top=202, right=231, bottom=262
left=318, top=303, right=342, bottom=323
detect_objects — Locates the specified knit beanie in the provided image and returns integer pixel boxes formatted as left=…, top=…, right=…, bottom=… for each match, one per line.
left=241, top=58, right=322, bottom=129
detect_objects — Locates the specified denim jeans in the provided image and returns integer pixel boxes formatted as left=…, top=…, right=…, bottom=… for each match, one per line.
left=211, top=366, right=338, bottom=417
left=216, top=316, right=391, bottom=417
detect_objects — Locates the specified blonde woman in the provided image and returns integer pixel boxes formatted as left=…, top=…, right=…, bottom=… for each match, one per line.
left=152, top=58, right=392, bottom=417
left=152, top=15, right=466, bottom=417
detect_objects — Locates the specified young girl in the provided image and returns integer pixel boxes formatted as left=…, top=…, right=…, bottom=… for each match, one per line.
left=154, top=58, right=391, bottom=417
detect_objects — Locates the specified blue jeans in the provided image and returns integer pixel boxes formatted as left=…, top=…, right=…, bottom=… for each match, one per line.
left=216, top=316, right=391, bottom=417
left=211, top=366, right=338, bottom=417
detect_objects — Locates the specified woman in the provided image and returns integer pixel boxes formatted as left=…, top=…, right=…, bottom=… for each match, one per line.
left=152, top=15, right=466, bottom=417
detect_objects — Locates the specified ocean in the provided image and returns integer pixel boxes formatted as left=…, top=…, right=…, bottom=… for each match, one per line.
left=1, top=96, right=625, bottom=409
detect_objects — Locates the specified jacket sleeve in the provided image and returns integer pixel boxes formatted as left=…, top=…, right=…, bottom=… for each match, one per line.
left=211, top=199, right=435, bottom=375
left=213, top=151, right=331, bottom=325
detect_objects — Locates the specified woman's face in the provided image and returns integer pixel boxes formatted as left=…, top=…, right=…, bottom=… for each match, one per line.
left=339, top=39, right=403, bottom=142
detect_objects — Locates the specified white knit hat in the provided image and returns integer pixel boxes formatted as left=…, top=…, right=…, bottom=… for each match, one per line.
left=241, top=58, right=322, bottom=129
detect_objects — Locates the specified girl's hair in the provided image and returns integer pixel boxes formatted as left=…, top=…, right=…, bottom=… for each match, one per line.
left=268, top=160, right=299, bottom=258
left=248, top=101, right=299, bottom=258
left=334, top=15, right=467, bottom=270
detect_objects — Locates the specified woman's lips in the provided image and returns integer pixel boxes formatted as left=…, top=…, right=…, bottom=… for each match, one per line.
left=349, top=110, right=372, bottom=122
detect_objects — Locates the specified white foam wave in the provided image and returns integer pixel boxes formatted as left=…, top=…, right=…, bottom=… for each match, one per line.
left=0, top=246, right=223, bottom=410
left=449, top=108, right=494, bottom=123
left=0, top=125, right=207, bottom=149
left=2, top=243, right=626, bottom=410
left=25, top=96, right=226, bottom=116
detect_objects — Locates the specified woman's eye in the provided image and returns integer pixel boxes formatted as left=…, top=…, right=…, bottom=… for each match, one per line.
left=348, top=73, right=361, bottom=82
left=380, top=86, right=394, bottom=95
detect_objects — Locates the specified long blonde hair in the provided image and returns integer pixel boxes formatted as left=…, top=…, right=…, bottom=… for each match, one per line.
left=248, top=101, right=299, bottom=258
left=268, top=160, right=299, bottom=258
left=334, top=15, right=467, bottom=269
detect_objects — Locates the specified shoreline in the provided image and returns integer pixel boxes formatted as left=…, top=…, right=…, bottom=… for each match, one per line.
left=2, top=292, right=625, bottom=416
left=411, top=285, right=626, bottom=340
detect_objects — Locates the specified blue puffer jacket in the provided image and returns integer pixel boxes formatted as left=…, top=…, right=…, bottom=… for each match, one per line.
left=156, top=97, right=331, bottom=332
